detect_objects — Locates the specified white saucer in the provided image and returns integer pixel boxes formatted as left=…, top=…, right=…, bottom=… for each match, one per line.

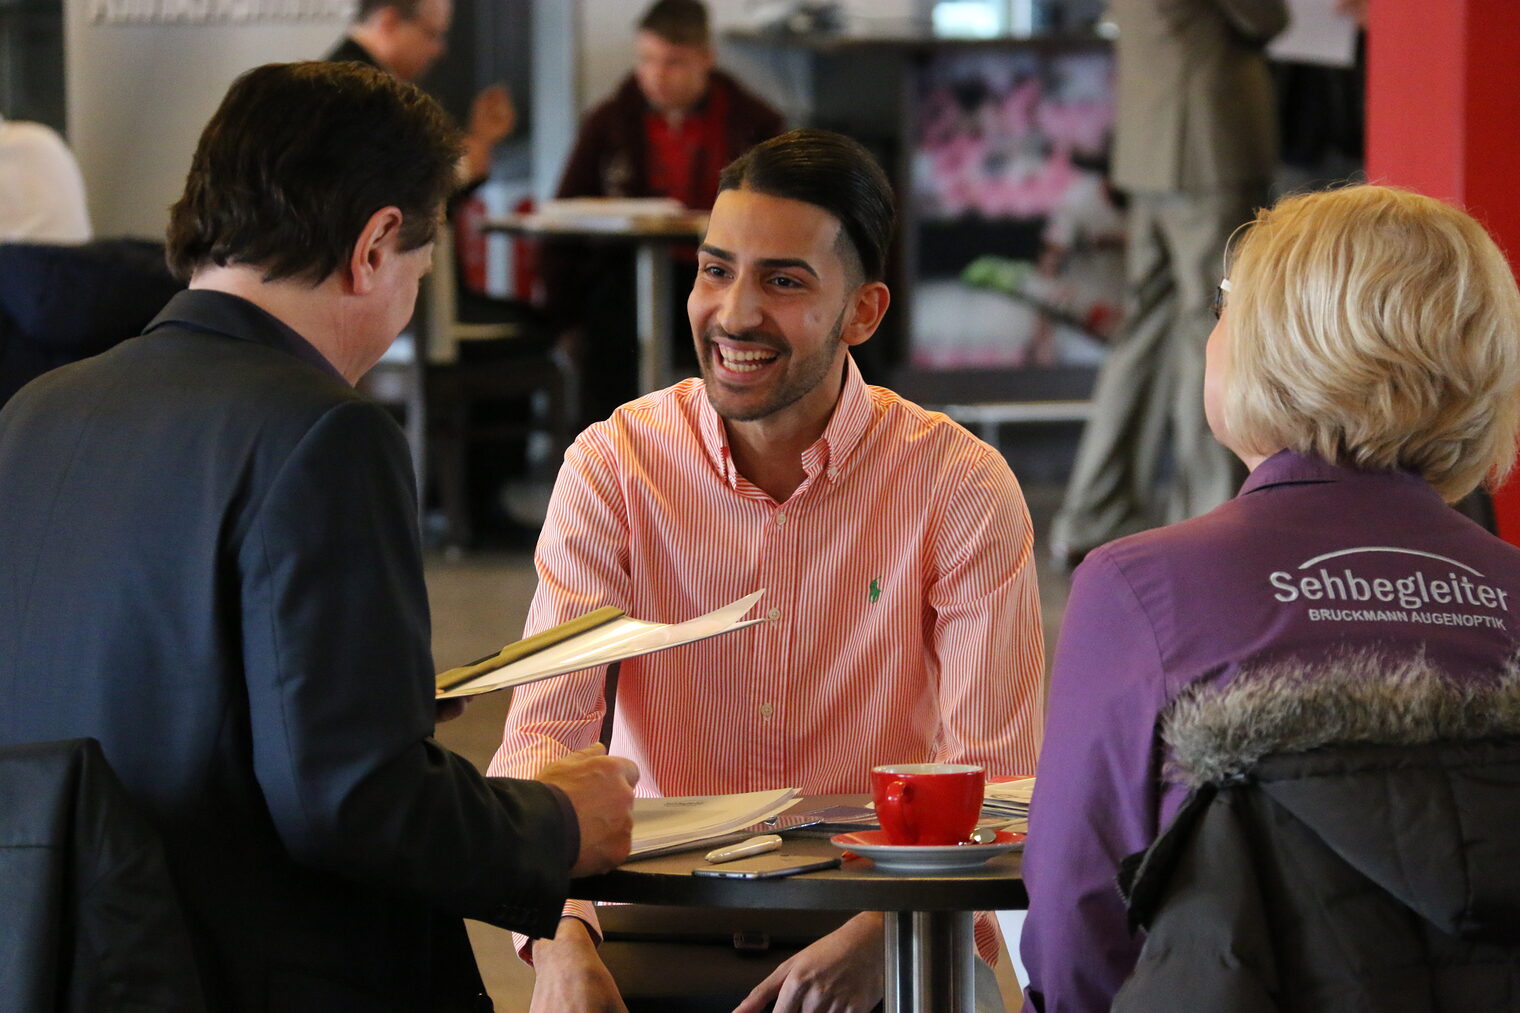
left=830, top=829, right=1025, bottom=873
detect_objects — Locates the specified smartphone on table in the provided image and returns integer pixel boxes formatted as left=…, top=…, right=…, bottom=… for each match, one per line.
left=692, top=854, right=842, bottom=879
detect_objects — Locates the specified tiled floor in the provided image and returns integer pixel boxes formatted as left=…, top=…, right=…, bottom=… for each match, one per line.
left=428, top=480, right=1071, bottom=1011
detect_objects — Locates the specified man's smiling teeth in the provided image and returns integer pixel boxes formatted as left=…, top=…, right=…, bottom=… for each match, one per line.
left=719, top=347, right=778, bottom=372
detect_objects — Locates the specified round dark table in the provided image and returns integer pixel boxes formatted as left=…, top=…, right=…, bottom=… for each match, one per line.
left=570, top=796, right=1027, bottom=1013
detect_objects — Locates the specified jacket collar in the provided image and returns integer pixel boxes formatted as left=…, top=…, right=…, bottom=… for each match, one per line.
left=1239, top=449, right=1434, bottom=500
left=143, top=289, right=346, bottom=385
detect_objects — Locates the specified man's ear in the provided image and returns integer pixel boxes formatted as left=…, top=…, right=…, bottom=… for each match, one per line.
left=840, top=281, right=891, bottom=348
left=347, top=206, right=406, bottom=296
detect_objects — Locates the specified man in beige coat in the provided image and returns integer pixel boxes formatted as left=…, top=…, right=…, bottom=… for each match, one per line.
left=1051, top=0, right=1288, bottom=565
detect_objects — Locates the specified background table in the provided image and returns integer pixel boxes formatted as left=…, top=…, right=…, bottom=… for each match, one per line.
left=571, top=798, right=1027, bottom=1013
left=483, top=211, right=707, bottom=395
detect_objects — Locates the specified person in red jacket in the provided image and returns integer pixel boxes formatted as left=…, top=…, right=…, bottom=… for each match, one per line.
left=545, top=0, right=785, bottom=424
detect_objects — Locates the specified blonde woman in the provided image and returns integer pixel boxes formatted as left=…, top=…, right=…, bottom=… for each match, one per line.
left=1021, top=185, right=1520, bottom=1013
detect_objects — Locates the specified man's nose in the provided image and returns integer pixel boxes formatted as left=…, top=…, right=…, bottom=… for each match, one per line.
left=716, top=279, right=763, bottom=334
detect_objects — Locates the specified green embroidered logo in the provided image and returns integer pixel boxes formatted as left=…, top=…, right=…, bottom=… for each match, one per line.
left=869, top=578, right=882, bottom=603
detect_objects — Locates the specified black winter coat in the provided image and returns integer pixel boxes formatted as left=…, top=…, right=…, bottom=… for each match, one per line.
left=1115, top=657, right=1520, bottom=1013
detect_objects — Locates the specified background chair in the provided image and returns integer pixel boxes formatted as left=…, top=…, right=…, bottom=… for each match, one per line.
left=0, top=239, right=183, bottom=408
left=363, top=224, right=576, bottom=548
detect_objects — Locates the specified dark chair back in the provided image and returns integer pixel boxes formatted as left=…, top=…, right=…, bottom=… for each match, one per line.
left=0, top=240, right=183, bottom=408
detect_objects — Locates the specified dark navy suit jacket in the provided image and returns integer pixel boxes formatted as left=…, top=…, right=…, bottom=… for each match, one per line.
left=0, top=290, right=572, bottom=1011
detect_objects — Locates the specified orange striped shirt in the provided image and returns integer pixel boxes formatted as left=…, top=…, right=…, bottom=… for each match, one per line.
left=490, top=356, right=1044, bottom=962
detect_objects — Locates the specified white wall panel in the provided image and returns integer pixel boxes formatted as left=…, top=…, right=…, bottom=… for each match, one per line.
left=65, top=5, right=348, bottom=237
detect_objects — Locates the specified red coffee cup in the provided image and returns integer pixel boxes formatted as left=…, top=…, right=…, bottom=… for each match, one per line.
left=871, top=763, right=985, bottom=846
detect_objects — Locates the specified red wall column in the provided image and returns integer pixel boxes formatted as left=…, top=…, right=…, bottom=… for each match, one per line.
left=1365, top=0, right=1520, bottom=540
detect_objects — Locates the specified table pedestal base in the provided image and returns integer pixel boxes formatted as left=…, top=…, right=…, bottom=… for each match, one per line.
left=884, top=909, right=975, bottom=1013
left=634, top=242, right=671, bottom=394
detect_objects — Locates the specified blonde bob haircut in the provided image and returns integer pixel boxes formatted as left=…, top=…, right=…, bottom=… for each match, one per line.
left=1220, top=185, right=1520, bottom=502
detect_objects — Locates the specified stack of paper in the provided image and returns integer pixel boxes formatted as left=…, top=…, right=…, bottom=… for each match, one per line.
left=981, top=776, right=1035, bottom=820
left=630, top=788, right=801, bottom=858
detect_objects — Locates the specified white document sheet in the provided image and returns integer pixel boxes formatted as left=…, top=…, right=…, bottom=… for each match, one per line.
left=526, top=197, right=693, bottom=232
left=537, top=196, right=686, bottom=217
left=630, top=788, right=802, bottom=857
left=981, top=776, right=1037, bottom=818
left=435, top=591, right=765, bottom=699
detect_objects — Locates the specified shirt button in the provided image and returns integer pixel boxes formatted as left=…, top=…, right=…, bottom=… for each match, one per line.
left=766, top=607, right=782, bottom=621
left=760, top=703, right=774, bottom=717
left=774, top=512, right=787, bottom=526
left=828, top=469, right=838, bottom=480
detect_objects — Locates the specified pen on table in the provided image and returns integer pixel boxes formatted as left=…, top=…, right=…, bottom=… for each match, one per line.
left=704, top=834, right=783, bottom=864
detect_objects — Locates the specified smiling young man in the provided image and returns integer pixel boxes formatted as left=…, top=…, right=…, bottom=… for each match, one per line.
left=492, top=129, right=1044, bottom=1013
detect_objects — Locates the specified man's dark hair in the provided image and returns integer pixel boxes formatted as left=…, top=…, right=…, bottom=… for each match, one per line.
left=354, top=0, right=422, bottom=22
left=166, top=61, right=461, bottom=284
left=718, top=129, right=896, bottom=283
left=638, top=0, right=709, bottom=47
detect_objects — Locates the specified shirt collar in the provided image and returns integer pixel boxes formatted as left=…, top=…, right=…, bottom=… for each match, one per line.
left=809, top=354, right=873, bottom=480
left=695, top=354, right=873, bottom=488
left=143, top=289, right=346, bottom=384
left=1239, top=448, right=1435, bottom=498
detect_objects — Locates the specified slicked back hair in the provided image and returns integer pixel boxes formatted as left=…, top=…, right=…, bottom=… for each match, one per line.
left=166, top=61, right=460, bottom=285
left=718, top=129, right=895, bottom=284
left=638, top=0, right=710, bottom=47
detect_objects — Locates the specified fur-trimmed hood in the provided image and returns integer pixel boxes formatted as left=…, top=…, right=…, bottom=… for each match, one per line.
left=1122, top=652, right=1520, bottom=948
left=1161, top=650, right=1520, bottom=788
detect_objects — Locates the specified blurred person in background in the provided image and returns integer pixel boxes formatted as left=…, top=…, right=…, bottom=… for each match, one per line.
left=327, top=0, right=515, bottom=188
left=0, top=113, right=91, bottom=243
left=1050, top=0, right=1288, bottom=568
left=544, top=0, right=784, bottom=424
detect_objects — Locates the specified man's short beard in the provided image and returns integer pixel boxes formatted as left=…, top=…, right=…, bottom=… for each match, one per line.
left=701, top=306, right=848, bottom=423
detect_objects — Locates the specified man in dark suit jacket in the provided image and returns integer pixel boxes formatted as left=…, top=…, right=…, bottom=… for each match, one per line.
left=0, top=62, right=638, bottom=1012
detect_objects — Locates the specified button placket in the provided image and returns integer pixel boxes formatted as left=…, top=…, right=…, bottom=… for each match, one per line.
left=751, top=501, right=799, bottom=786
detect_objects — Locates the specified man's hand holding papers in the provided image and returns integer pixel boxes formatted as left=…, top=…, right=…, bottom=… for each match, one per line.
left=538, top=744, right=641, bottom=877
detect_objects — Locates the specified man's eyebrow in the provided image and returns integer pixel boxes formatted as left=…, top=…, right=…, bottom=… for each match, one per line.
left=758, top=257, right=820, bottom=279
left=697, top=244, right=820, bottom=280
